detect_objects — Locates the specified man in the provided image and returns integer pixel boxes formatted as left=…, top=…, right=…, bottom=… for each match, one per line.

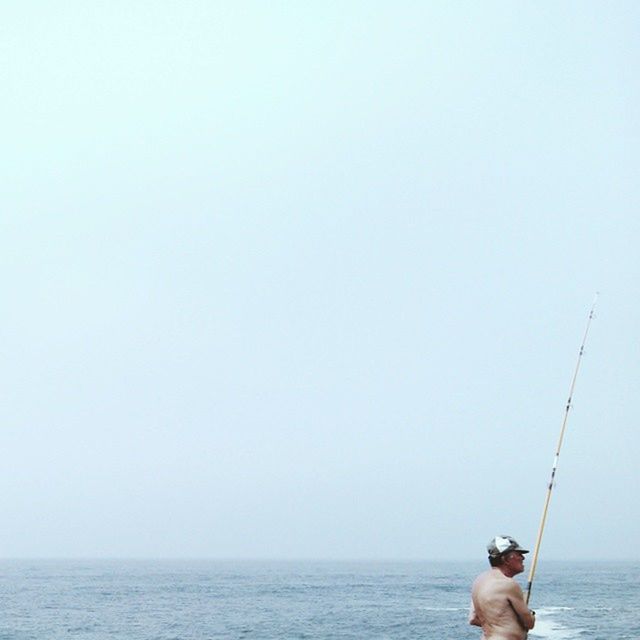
left=469, top=535, right=536, bottom=640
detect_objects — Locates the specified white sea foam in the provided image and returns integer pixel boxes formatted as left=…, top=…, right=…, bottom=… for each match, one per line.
left=528, top=611, right=583, bottom=639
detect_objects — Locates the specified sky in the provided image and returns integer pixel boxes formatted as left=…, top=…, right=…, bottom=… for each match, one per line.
left=2, top=2, right=638, bottom=560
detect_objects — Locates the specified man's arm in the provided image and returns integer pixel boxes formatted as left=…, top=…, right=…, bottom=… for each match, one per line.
left=468, top=602, right=482, bottom=627
left=506, top=582, right=535, bottom=630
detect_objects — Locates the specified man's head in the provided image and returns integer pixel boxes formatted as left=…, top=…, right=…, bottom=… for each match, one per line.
left=487, top=535, right=529, bottom=575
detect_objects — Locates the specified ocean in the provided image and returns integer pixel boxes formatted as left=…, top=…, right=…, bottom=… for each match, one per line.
left=0, top=560, right=636, bottom=639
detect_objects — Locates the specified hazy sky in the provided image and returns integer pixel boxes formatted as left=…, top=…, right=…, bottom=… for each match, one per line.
left=3, top=2, right=638, bottom=560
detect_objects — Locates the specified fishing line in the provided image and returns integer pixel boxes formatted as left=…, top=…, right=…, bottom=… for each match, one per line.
left=525, top=294, right=599, bottom=605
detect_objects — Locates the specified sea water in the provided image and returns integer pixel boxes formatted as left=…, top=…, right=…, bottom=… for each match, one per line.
left=0, top=560, right=636, bottom=639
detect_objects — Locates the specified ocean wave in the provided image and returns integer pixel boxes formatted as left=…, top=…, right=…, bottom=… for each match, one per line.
left=536, top=606, right=574, bottom=613
left=529, top=616, right=583, bottom=639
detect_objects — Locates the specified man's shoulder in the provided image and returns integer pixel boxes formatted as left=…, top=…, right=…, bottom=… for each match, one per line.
left=474, top=569, right=520, bottom=593
left=472, top=569, right=493, bottom=587
left=474, top=569, right=506, bottom=583
left=490, top=574, right=524, bottom=599
left=472, top=569, right=503, bottom=593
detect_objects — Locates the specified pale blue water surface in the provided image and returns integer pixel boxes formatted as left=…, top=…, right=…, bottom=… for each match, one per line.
left=0, top=560, right=636, bottom=639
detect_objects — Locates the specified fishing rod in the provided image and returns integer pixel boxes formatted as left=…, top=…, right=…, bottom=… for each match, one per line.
left=525, top=294, right=598, bottom=605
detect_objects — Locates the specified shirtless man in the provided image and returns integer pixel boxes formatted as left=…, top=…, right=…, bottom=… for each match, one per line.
left=469, top=535, right=536, bottom=640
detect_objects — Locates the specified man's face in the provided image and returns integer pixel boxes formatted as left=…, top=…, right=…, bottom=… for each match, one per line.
left=503, top=550, right=526, bottom=576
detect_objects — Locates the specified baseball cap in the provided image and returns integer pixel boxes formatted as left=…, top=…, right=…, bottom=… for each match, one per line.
left=487, top=535, right=530, bottom=558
